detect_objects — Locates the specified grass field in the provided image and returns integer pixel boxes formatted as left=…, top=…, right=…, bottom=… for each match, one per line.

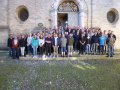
left=0, top=58, right=120, bottom=90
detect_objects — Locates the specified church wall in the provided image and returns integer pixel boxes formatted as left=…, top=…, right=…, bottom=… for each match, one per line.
left=0, top=0, right=9, bottom=48
left=9, top=0, right=53, bottom=35
left=85, top=0, right=120, bottom=49
left=0, top=0, right=120, bottom=49
left=0, top=0, right=8, bottom=26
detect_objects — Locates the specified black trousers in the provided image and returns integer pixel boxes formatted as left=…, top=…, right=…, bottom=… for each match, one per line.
left=12, top=47, right=19, bottom=59
left=45, top=46, right=51, bottom=56
left=39, top=46, right=44, bottom=55
left=79, top=44, right=85, bottom=54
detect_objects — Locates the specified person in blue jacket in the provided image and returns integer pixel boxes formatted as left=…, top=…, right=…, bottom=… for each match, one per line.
left=99, top=32, right=107, bottom=55
left=31, top=34, right=39, bottom=58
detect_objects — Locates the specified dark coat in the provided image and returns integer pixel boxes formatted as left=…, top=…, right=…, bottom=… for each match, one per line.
left=91, top=35, right=99, bottom=43
left=7, top=38, right=13, bottom=47
left=19, top=38, right=26, bottom=47
left=53, top=37, right=60, bottom=46
left=45, top=37, right=52, bottom=47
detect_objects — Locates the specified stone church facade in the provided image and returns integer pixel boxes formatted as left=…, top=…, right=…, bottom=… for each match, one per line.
left=0, top=0, right=120, bottom=49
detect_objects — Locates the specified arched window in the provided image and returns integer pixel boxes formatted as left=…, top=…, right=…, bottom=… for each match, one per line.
left=58, top=1, right=79, bottom=12
left=16, top=6, right=29, bottom=22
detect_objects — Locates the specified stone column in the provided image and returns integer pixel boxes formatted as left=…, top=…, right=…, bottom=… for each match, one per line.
left=79, top=1, right=85, bottom=28
left=51, top=9, right=57, bottom=29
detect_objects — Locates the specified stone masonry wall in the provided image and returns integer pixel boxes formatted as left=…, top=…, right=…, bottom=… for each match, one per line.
left=0, top=0, right=120, bottom=49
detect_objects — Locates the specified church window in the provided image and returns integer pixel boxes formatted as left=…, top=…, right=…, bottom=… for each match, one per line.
left=58, top=1, right=79, bottom=12
left=16, top=6, right=29, bottom=22
left=107, top=8, right=119, bottom=24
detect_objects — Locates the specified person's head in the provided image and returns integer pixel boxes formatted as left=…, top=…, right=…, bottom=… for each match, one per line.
left=59, top=33, right=62, bottom=38
left=108, top=30, right=111, bottom=34
left=94, top=31, right=97, bottom=35
left=110, top=33, right=113, bottom=38
left=40, top=35, right=43, bottom=39
left=54, top=33, right=58, bottom=37
left=65, top=32, right=68, bottom=35
left=28, top=33, right=32, bottom=37
left=81, top=33, right=84, bottom=37
left=48, top=34, right=51, bottom=38
left=87, top=33, right=90, bottom=37
left=69, top=34, right=73, bottom=37
left=104, top=30, right=107, bottom=34
left=34, top=35, right=37, bottom=39
left=21, top=35, right=24, bottom=38
left=9, top=34, right=13, bottom=38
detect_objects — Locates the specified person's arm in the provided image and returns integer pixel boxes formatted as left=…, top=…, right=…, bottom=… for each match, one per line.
left=114, top=35, right=116, bottom=41
left=83, top=37, right=86, bottom=44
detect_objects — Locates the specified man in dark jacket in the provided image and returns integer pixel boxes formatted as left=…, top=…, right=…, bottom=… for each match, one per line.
left=45, top=34, right=52, bottom=57
left=53, top=33, right=60, bottom=57
left=7, top=34, right=13, bottom=57
left=107, top=34, right=116, bottom=57
left=79, top=33, right=86, bottom=55
left=91, top=32, right=99, bottom=55
left=68, top=34, right=74, bottom=57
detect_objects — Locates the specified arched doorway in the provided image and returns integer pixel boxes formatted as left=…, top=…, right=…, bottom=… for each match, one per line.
left=57, top=1, right=79, bottom=27
left=51, top=0, right=84, bottom=28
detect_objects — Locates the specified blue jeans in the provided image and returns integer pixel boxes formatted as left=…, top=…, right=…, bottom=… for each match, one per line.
left=100, top=45, right=104, bottom=54
left=28, top=45, right=32, bottom=55
left=86, top=44, right=91, bottom=54
left=92, top=43, right=99, bottom=54
left=12, top=48, right=19, bottom=59
left=108, top=45, right=114, bottom=57
left=61, top=47, right=66, bottom=52
left=9, top=47, right=12, bottom=57
left=32, top=46, right=38, bottom=56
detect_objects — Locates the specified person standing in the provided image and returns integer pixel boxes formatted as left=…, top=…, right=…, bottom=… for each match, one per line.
left=79, top=33, right=86, bottom=55
left=91, top=32, right=99, bottom=55
left=60, top=34, right=67, bottom=57
left=45, top=34, right=52, bottom=57
left=12, top=36, right=20, bottom=59
left=7, top=34, right=13, bottom=57
left=85, top=33, right=91, bottom=54
left=19, top=35, right=26, bottom=57
left=103, top=30, right=108, bottom=54
left=39, top=35, right=45, bottom=57
left=68, top=34, right=74, bottom=57
left=53, top=33, right=60, bottom=57
left=107, top=34, right=116, bottom=57
left=73, top=30, right=80, bottom=52
left=111, top=31, right=116, bottom=55
left=31, top=35, right=39, bottom=58
left=99, top=33, right=107, bottom=55
left=27, top=33, right=33, bottom=55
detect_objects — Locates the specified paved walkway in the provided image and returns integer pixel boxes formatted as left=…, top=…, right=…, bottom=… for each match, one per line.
left=0, top=50, right=120, bottom=61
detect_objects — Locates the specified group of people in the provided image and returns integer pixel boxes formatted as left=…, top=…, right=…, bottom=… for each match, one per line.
left=7, top=26, right=116, bottom=59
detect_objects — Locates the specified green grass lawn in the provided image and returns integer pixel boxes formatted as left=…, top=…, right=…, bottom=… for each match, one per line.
left=0, top=60, right=120, bottom=90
